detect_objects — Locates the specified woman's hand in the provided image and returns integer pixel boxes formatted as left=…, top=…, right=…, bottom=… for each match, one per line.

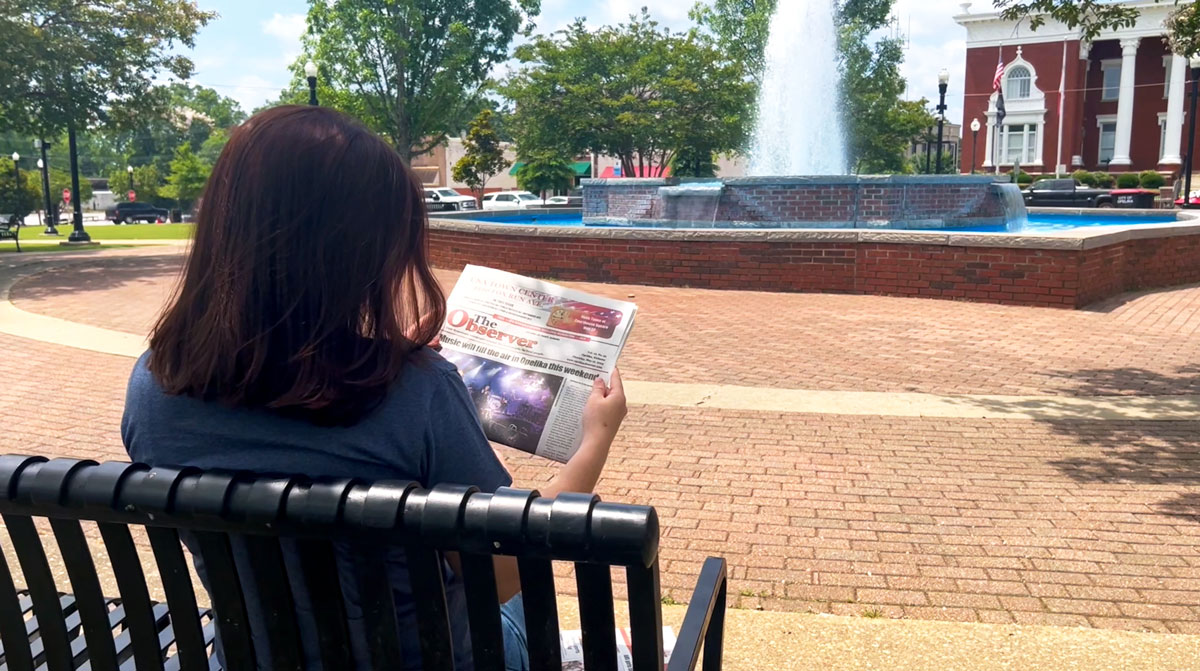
left=581, top=368, right=626, bottom=453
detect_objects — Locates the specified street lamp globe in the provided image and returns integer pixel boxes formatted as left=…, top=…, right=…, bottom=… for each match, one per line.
left=10, top=152, right=17, bottom=162
left=127, top=165, right=134, bottom=174
left=304, top=61, right=318, bottom=79
left=970, top=118, right=981, bottom=133
left=938, top=69, right=950, bottom=85
left=37, top=159, right=44, bottom=169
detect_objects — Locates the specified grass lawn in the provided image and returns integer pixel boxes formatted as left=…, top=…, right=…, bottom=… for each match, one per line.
left=0, top=223, right=194, bottom=253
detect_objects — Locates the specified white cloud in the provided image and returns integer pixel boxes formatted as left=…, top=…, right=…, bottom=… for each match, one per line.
left=262, top=13, right=307, bottom=44
left=890, top=0, right=974, bottom=125
left=226, top=74, right=286, bottom=112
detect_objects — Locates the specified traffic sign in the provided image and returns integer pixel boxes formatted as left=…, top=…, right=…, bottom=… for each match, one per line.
left=128, top=190, right=136, bottom=202
left=62, top=188, right=71, bottom=203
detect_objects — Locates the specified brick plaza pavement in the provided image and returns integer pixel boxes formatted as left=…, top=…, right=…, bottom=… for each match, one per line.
left=2, top=248, right=1200, bottom=634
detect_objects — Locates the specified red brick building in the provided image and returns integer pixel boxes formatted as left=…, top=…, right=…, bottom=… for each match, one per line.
left=956, top=0, right=1194, bottom=176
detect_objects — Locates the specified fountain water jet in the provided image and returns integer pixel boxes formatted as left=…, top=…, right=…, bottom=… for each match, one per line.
left=748, top=0, right=846, bottom=176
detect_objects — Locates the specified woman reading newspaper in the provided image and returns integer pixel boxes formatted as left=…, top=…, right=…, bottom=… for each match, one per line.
left=120, top=105, right=627, bottom=671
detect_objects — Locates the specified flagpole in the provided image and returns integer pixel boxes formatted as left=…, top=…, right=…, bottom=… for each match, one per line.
left=995, top=44, right=1003, bottom=176
left=1055, top=39, right=1066, bottom=176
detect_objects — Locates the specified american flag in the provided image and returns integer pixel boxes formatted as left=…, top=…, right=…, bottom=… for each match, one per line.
left=992, top=57, right=1005, bottom=91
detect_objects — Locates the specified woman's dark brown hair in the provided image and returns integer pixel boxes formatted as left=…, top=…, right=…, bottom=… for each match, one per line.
left=149, top=105, right=444, bottom=425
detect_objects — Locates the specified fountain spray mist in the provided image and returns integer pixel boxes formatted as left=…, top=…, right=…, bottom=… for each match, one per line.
left=748, top=0, right=847, bottom=175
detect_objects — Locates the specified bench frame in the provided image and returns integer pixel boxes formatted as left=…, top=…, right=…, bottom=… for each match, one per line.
left=0, top=456, right=726, bottom=671
left=0, top=216, right=19, bottom=252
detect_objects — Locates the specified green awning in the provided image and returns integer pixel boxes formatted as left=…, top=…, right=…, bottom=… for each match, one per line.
left=508, top=161, right=592, bottom=176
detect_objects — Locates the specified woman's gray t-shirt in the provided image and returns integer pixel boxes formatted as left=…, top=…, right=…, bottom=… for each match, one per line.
left=121, top=347, right=512, bottom=670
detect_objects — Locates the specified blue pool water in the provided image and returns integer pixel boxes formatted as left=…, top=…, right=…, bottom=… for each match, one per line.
left=464, top=212, right=1179, bottom=233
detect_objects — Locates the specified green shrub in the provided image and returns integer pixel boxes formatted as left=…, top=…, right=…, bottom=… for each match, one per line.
left=1139, top=170, right=1166, bottom=189
left=1072, top=169, right=1097, bottom=186
left=1016, top=170, right=1033, bottom=185
left=1116, top=172, right=1141, bottom=189
left=1093, top=172, right=1116, bottom=188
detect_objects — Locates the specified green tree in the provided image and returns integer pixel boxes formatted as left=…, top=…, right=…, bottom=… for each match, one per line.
left=198, top=128, right=231, bottom=165
left=160, top=145, right=211, bottom=211
left=303, top=0, right=539, bottom=160
left=452, top=110, right=510, bottom=201
left=505, top=11, right=753, bottom=177
left=671, top=147, right=719, bottom=178
left=0, top=159, right=40, bottom=220
left=0, top=0, right=213, bottom=225
left=991, top=0, right=1143, bottom=41
left=689, top=0, right=774, bottom=82
left=516, top=151, right=575, bottom=202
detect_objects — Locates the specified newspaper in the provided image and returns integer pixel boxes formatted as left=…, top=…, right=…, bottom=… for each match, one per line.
left=440, top=265, right=637, bottom=463
left=559, top=627, right=676, bottom=671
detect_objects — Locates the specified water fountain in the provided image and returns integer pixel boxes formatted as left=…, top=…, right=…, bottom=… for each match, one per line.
left=748, top=0, right=846, bottom=176
left=581, top=0, right=1024, bottom=232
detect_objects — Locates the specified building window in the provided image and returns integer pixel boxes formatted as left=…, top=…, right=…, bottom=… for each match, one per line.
left=1098, top=122, right=1117, bottom=163
left=1002, top=123, right=1037, bottom=164
left=1006, top=66, right=1032, bottom=99
left=1102, top=62, right=1121, bottom=101
left=1160, top=116, right=1168, bottom=160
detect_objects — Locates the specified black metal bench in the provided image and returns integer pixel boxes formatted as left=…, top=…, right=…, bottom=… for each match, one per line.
left=0, top=456, right=727, bottom=670
left=0, top=216, right=18, bottom=252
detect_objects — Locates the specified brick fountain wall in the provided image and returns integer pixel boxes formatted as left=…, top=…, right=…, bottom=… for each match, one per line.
left=428, top=219, right=1200, bottom=309
left=582, top=176, right=1008, bottom=229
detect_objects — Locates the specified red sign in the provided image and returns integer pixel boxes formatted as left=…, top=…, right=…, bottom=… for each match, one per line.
left=62, top=188, right=71, bottom=203
left=128, top=190, right=136, bottom=202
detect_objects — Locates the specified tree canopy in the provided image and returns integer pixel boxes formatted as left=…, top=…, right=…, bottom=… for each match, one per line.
left=504, top=10, right=753, bottom=178
left=160, top=144, right=210, bottom=210
left=303, top=0, right=539, bottom=160
left=516, top=151, right=575, bottom=200
left=0, top=0, right=214, bottom=136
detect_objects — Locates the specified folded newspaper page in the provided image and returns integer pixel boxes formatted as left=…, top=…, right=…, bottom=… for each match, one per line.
left=440, top=265, right=638, bottom=463
left=559, top=627, right=676, bottom=671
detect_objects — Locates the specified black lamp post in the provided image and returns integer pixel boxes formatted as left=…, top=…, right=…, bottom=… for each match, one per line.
left=924, top=126, right=933, bottom=174
left=970, top=117, right=981, bottom=174
left=9, top=153, right=19, bottom=225
left=127, top=165, right=134, bottom=195
left=935, top=69, right=950, bottom=174
left=36, top=139, right=56, bottom=235
left=305, top=61, right=319, bottom=106
left=66, top=120, right=91, bottom=243
left=1185, top=56, right=1200, bottom=209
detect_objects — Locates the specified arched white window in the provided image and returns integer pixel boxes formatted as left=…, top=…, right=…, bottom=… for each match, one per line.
left=1007, top=66, right=1032, bottom=99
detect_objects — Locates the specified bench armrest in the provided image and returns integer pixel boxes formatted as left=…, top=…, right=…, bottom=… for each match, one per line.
left=666, top=557, right=727, bottom=671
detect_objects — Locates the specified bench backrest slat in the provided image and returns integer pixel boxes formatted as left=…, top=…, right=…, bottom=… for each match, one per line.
left=350, top=548, right=405, bottom=670
left=240, top=535, right=303, bottom=669
left=0, top=545, right=34, bottom=671
left=145, top=526, right=209, bottom=670
left=3, top=513, right=75, bottom=671
left=292, top=539, right=354, bottom=669
left=97, top=522, right=166, bottom=671
left=576, top=562, right=619, bottom=671
left=404, top=541, right=456, bottom=671
left=191, top=530, right=256, bottom=670
left=460, top=552, right=506, bottom=671
left=626, top=561, right=665, bottom=671
left=516, top=557, right=561, bottom=671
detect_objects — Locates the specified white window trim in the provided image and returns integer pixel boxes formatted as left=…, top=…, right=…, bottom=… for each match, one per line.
left=1159, top=111, right=1169, bottom=160
left=1163, top=55, right=1173, bottom=99
left=1101, top=59, right=1122, bottom=102
left=1096, top=113, right=1118, bottom=164
left=983, top=48, right=1048, bottom=167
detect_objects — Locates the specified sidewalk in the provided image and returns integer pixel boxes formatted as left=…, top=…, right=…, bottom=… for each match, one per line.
left=558, top=601, right=1200, bottom=670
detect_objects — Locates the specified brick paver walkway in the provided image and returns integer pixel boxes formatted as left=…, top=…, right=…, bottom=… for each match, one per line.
left=3, top=249, right=1200, bottom=635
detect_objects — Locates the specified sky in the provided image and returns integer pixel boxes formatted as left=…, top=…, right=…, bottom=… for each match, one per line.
left=182, top=0, right=971, bottom=126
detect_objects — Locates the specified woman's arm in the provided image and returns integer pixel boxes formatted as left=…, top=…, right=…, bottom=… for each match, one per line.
left=484, top=369, right=627, bottom=601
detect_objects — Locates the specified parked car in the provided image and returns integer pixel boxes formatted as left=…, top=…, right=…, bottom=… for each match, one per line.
left=1022, top=179, right=1113, bottom=208
left=481, top=191, right=542, bottom=210
left=423, top=188, right=478, bottom=212
left=105, top=201, right=169, bottom=224
left=545, top=195, right=583, bottom=206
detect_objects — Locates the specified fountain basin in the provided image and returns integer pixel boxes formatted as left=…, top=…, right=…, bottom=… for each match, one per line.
left=582, top=175, right=1019, bottom=230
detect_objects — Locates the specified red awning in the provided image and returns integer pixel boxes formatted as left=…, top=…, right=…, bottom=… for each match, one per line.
left=599, top=165, right=671, bottom=178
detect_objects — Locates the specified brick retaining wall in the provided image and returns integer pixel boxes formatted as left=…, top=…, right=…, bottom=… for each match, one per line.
left=429, top=221, right=1200, bottom=309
